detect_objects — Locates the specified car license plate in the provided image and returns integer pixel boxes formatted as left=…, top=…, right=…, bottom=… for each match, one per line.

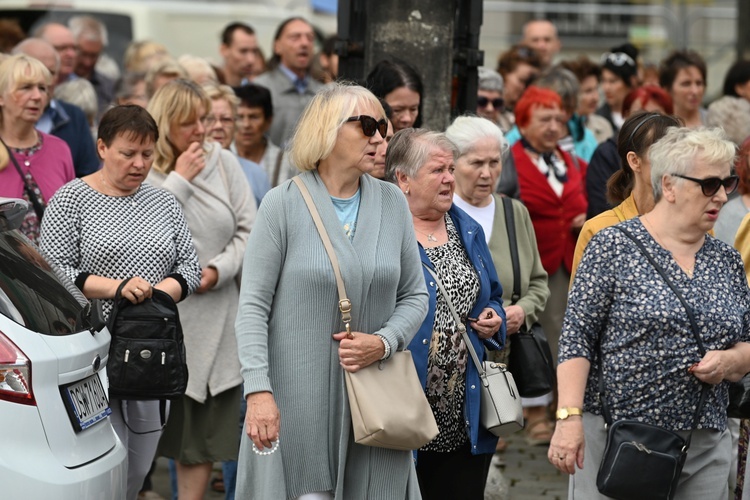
left=61, top=374, right=112, bottom=432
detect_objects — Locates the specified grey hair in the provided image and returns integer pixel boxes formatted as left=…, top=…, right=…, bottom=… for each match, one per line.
left=650, top=126, right=737, bottom=202
left=535, top=65, right=580, bottom=115
left=706, top=96, right=750, bottom=146
left=478, top=67, right=503, bottom=93
left=385, top=128, right=459, bottom=183
left=68, top=15, right=108, bottom=46
left=445, top=115, right=508, bottom=157
left=54, top=79, right=97, bottom=125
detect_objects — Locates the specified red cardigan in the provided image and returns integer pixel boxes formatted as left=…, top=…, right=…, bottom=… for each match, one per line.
left=512, top=142, right=588, bottom=275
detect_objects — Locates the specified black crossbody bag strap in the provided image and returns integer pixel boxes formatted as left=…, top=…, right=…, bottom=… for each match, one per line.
left=598, top=226, right=709, bottom=446
left=502, top=197, right=521, bottom=305
left=0, top=137, right=45, bottom=220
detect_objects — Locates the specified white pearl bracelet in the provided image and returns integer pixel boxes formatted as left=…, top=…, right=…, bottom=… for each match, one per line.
left=252, top=438, right=280, bottom=456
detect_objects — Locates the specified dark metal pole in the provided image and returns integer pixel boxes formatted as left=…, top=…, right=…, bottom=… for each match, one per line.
left=338, top=0, right=476, bottom=131
left=738, top=1, right=750, bottom=60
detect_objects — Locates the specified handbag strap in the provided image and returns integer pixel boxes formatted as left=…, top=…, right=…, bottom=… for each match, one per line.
left=0, top=137, right=45, bottom=221
left=598, top=226, right=708, bottom=443
left=422, top=263, right=485, bottom=377
left=291, top=176, right=352, bottom=331
left=501, top=197, right=521, bottom=305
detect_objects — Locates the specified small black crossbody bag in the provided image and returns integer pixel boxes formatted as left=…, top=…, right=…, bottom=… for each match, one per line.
left=596, top=226, right=709, bottom=500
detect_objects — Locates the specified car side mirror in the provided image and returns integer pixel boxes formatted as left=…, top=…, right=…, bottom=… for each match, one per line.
left=0, top=199, right=29, bottom=232
left=88, top=300, right=107, bottom=334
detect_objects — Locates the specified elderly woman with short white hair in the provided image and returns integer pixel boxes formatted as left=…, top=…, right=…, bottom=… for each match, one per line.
left=550, top=126, right=750, bottom=498
left=446, top=115, right=551, bottom=446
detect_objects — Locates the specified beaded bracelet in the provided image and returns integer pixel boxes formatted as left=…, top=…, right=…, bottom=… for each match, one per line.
left=252, top=438, right=279, bottom=456
left=376, top=334, right=391, bottom=360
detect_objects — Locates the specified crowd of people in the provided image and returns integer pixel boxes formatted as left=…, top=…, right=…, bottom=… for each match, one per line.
left=2, top=11, right=750, bottom=500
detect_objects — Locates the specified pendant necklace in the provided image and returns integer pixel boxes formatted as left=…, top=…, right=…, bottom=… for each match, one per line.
left=416, top=229, right=438, bottom=242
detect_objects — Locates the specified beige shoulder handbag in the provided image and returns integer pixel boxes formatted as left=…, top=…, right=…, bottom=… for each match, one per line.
left=292, top=176, right=438, bottom=451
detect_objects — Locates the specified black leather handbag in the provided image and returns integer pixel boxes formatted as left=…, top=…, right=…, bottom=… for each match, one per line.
left=106, top=278, right=188, bottom=400
left=502, top=197, right=556, bottom=398
left=596, top=227, right=709, bottom=500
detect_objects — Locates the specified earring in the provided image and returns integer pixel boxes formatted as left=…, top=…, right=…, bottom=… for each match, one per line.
left=405, top=188, right=410, bottom=195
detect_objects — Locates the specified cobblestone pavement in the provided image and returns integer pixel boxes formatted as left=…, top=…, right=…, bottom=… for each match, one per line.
left=486, top=431, right=569, bottom=500
left=150, top=430, right=568, bottom=500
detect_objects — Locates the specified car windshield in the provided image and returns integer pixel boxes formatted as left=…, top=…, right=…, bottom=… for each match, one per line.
left=0, top=231, right=90, bottom=335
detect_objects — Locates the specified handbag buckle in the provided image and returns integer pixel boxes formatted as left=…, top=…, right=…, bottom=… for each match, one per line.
left=339, top=299, right=351, bottom=313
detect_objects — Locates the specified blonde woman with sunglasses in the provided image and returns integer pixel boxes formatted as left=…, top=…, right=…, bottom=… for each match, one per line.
left=234, top=82, right=428, bottom=499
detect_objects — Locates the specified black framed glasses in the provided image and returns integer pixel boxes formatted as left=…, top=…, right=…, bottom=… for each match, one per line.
left=345, top=115, right=388, bottom=138
left=477, top=96, right=504, bottom=110
left=601, top=51, right=636, bottom=68
left=672, top=174, right=739, bottom=196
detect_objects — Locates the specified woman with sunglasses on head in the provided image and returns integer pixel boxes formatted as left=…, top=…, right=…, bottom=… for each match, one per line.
left=596, top=43, right=640, bottom=135
left=234, top=82, right=429, bottom=500
left=145, top=79, right=257, bottom=500
left=550, top=126, right=750, bottom=498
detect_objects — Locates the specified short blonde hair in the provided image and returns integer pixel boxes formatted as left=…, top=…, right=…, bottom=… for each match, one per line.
left=289, top=82, right=385, bottom=171
left=145, top=58, right=188, bottom=98
left=0, top=54, right=52, bottom=97
left=124, top=40, right=170, bottom=73
left=147, top=78, right=211, bottom=173
left=202, top=82, right=239, bottom=114
left=178, top=54, right=218, bottom=85
left=0, top=55, right=51, bottom=171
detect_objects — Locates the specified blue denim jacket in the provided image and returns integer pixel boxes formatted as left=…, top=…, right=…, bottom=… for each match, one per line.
left=409, top=204, right=506, bottom=456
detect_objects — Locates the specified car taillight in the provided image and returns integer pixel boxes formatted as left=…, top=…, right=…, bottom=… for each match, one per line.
left=0, top=331, right=35, bottom=406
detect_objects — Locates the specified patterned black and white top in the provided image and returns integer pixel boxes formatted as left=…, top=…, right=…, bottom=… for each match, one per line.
left=422, top=215, right=480, bottom=452
left=561, top=217, right=750, bottom=431
left=39, top=179, right=201, bottom=317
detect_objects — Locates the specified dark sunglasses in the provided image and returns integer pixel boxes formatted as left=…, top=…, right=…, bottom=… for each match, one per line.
left=477, top=96, right=504, bottom=110
left=345, top=115, right=388, bottom=138
left=672, top=174, right=739, bottom=197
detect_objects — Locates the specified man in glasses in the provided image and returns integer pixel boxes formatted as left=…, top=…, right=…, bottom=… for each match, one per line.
left=521, top=19, right=561, bottom=70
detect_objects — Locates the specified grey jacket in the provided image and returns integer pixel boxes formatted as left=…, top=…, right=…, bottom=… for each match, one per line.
left=253, top=67, right=323, bottom=147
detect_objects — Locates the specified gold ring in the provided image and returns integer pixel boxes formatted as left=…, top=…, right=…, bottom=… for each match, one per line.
left=134, top=287, right=140, bottom=293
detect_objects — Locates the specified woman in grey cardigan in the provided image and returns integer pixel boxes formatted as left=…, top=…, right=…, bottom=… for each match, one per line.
left=446, top=116, right=551, bottom=446
left=235, top=82, right=429, bottom=499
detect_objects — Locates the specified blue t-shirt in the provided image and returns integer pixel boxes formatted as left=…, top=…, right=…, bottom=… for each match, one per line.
left=331, top=189, right=361, bottom=241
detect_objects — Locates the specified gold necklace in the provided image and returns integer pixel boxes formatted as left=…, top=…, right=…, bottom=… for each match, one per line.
left=642, top=216, right=695, bottom=278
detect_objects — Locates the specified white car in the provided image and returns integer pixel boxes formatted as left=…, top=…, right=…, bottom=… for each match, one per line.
left=0, top=198, right=126, bottom=499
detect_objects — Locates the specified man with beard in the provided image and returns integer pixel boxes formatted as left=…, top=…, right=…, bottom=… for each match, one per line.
left=253, top=17, right=322, bottom=148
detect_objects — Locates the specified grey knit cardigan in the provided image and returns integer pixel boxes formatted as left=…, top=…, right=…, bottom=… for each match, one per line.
left=235, top=170, right=428, bottom=499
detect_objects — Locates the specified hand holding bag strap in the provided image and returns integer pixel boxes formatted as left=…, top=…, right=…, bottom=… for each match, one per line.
left=423, top=263, right=485, bottom=377
left=291, top=176, right=352, bottom=329
left=0, top=137, right=45, bottom=221
left=598, top=226, right=709, bottom=444
left=501, top=197, right=522, bottom=305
